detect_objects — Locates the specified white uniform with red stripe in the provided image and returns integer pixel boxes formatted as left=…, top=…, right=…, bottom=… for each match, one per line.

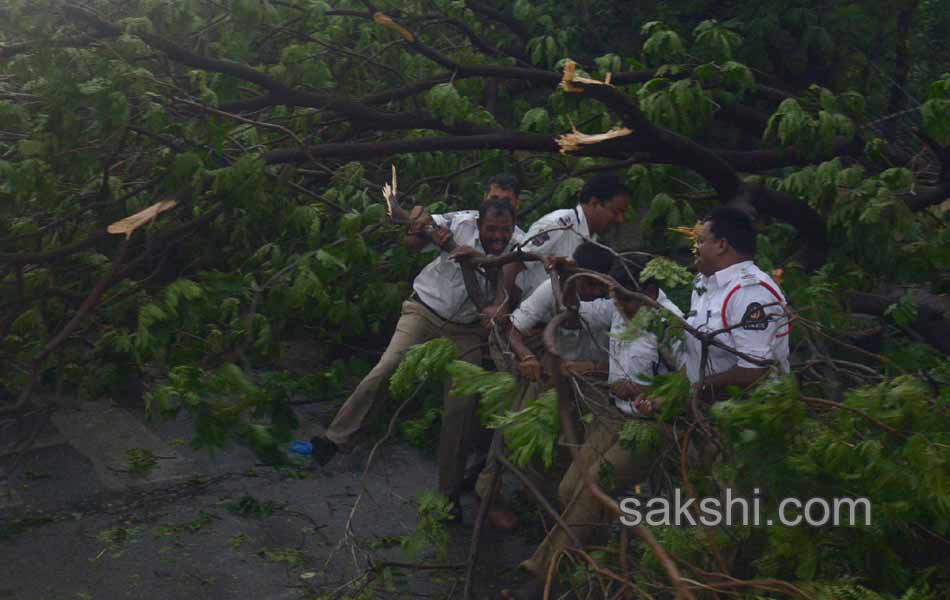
left=683, top=260, right=791, bottom=383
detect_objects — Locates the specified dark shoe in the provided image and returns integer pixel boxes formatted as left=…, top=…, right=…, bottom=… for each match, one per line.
left=500, top=578, right=544, bottom=600
left=309, top=435, right=338, bottom=466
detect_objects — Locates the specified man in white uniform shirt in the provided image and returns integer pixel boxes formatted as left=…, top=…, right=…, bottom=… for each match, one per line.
left=679, top=207, right=790, bottom=396
left=473, top=242, right=614, bottom=532
left=502, top=261, right=683, bottom=599
left=508, top=242, right=615, bottom=382
left=483, top=173, right=630, bottom=326
left=312, top=198, right=522, bottom=519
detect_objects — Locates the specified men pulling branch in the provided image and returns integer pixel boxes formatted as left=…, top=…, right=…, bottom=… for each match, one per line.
left=310, top=168, right=792, bottom=595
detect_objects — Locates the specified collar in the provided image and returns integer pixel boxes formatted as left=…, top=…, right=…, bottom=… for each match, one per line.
left=574, top=204, right=591, bottom=238
left=709, top=260, right=755, bottom=289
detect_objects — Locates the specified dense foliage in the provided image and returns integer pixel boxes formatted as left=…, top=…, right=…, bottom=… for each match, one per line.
left=2, top=0, right=949, bottom=597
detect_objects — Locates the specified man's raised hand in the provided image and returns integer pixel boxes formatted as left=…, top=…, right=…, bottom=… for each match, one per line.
left=430, top=225, right=452, bottom=249
left=408, top=205, right=431, bottom=235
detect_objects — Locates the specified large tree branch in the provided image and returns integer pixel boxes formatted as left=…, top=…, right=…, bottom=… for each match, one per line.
left=715, top=136, right=863, bottom=172
left=561, top=63, right=829, bottom=267
left=262, top=132, right=557, bottom=163
left=848, top=290, right=950, bottom=355
left=63, top=4, right=488, bottom=136
left=904, top=184, right=950, bottom=211
left=561, top=65, right=743, bottom=198
left=0, top=36, right=100, bottom=58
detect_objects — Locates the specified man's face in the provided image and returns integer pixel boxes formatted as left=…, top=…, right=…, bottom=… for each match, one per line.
left=587, top=193, right=629, bottom=234
left=486, top=184, right=519, bottom=211
left=693, top=221, right=725, bottom=276
left=577, top=280, right=609, bottom=302
left=479, top=209, right=515, bottom=255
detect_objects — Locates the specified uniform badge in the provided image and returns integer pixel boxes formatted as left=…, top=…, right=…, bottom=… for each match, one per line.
left=557, top=216, right=572, bottom=227
left=530, top=232, right=551, bottom=246
left=741, top=302, right=769, bottom=330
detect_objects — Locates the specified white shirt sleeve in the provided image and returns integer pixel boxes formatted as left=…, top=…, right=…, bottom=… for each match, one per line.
left=724, top=284, right=789, bottom=369
left=521, top=210, right=577, bottom=257
left=415, top=213, right=450, bottom=253
left=510, top=280, right=555, bottom=333
left=608, top=310, right=661, bottom=386
left=578, top=298, right=614, bottom=331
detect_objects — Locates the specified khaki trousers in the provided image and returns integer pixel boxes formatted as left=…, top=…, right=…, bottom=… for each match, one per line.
left=324, top=299, right=485, bottom=497
left=521, top=411, right=661, bottom=578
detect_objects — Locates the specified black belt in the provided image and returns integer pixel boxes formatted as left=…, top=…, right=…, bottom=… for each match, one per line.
left=410, top=293, right=480, bottom=327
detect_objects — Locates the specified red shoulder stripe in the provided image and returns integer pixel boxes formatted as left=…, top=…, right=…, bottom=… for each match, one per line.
left=721, top=281, right=792, bottom=337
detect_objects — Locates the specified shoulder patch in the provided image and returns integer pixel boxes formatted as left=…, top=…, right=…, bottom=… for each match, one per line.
left=530, top=231, right=551, bottom=246
left=739, top=272, right=759, bottom=286
left=741, top=302, right=769, bottom=330
left=557, top=215, right=573, bottom=227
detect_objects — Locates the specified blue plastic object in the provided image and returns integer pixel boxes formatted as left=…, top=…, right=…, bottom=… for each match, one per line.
left=289, top=440, right=313, bottom=455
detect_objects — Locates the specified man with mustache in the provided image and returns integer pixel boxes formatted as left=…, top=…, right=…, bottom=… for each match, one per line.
left=664, top=206, right=790, bottom=400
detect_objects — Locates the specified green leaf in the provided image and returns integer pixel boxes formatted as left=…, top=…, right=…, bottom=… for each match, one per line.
left=884, top=294, right=918, bottom=327
left=17, top=139, right=45, bottom=157
left=78, top=77, right=110, bottom=95
left=922, top=98, right=950, bottom=146
left=520, top=107, right=551, bottom=132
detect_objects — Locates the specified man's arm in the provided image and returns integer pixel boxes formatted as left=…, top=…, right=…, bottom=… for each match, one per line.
left=508, top=325, right=543, bottom=382
left=699, top=283, right=787, bottom=396
left=403, top=207, right=452, bottom=251
left=482, top=261, right=524, bottom=325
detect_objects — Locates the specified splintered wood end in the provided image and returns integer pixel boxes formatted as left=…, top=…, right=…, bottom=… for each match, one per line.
left=556, top=127, right=633, bottom=154
left=107, top=200, right=178, bottom=238
left=560, top=59, right=613, bottom=93
left=373, top=13, right=415, bottom=43
left=561, top=60, right=583, bottom=93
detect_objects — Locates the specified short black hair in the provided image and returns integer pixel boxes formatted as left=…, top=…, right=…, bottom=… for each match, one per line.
left=609, top=258, right=643, bottom=291
left=706, top=206, right=757, bottom=256
left=479, top=195, right=517, bottom=222
left=486, top=174, right=520, bottom=197
left=609, top=259, right=659, bottom=299
left=579, top=173, right=629, bottom=205
left=572, top=242, right=614, bottom=274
